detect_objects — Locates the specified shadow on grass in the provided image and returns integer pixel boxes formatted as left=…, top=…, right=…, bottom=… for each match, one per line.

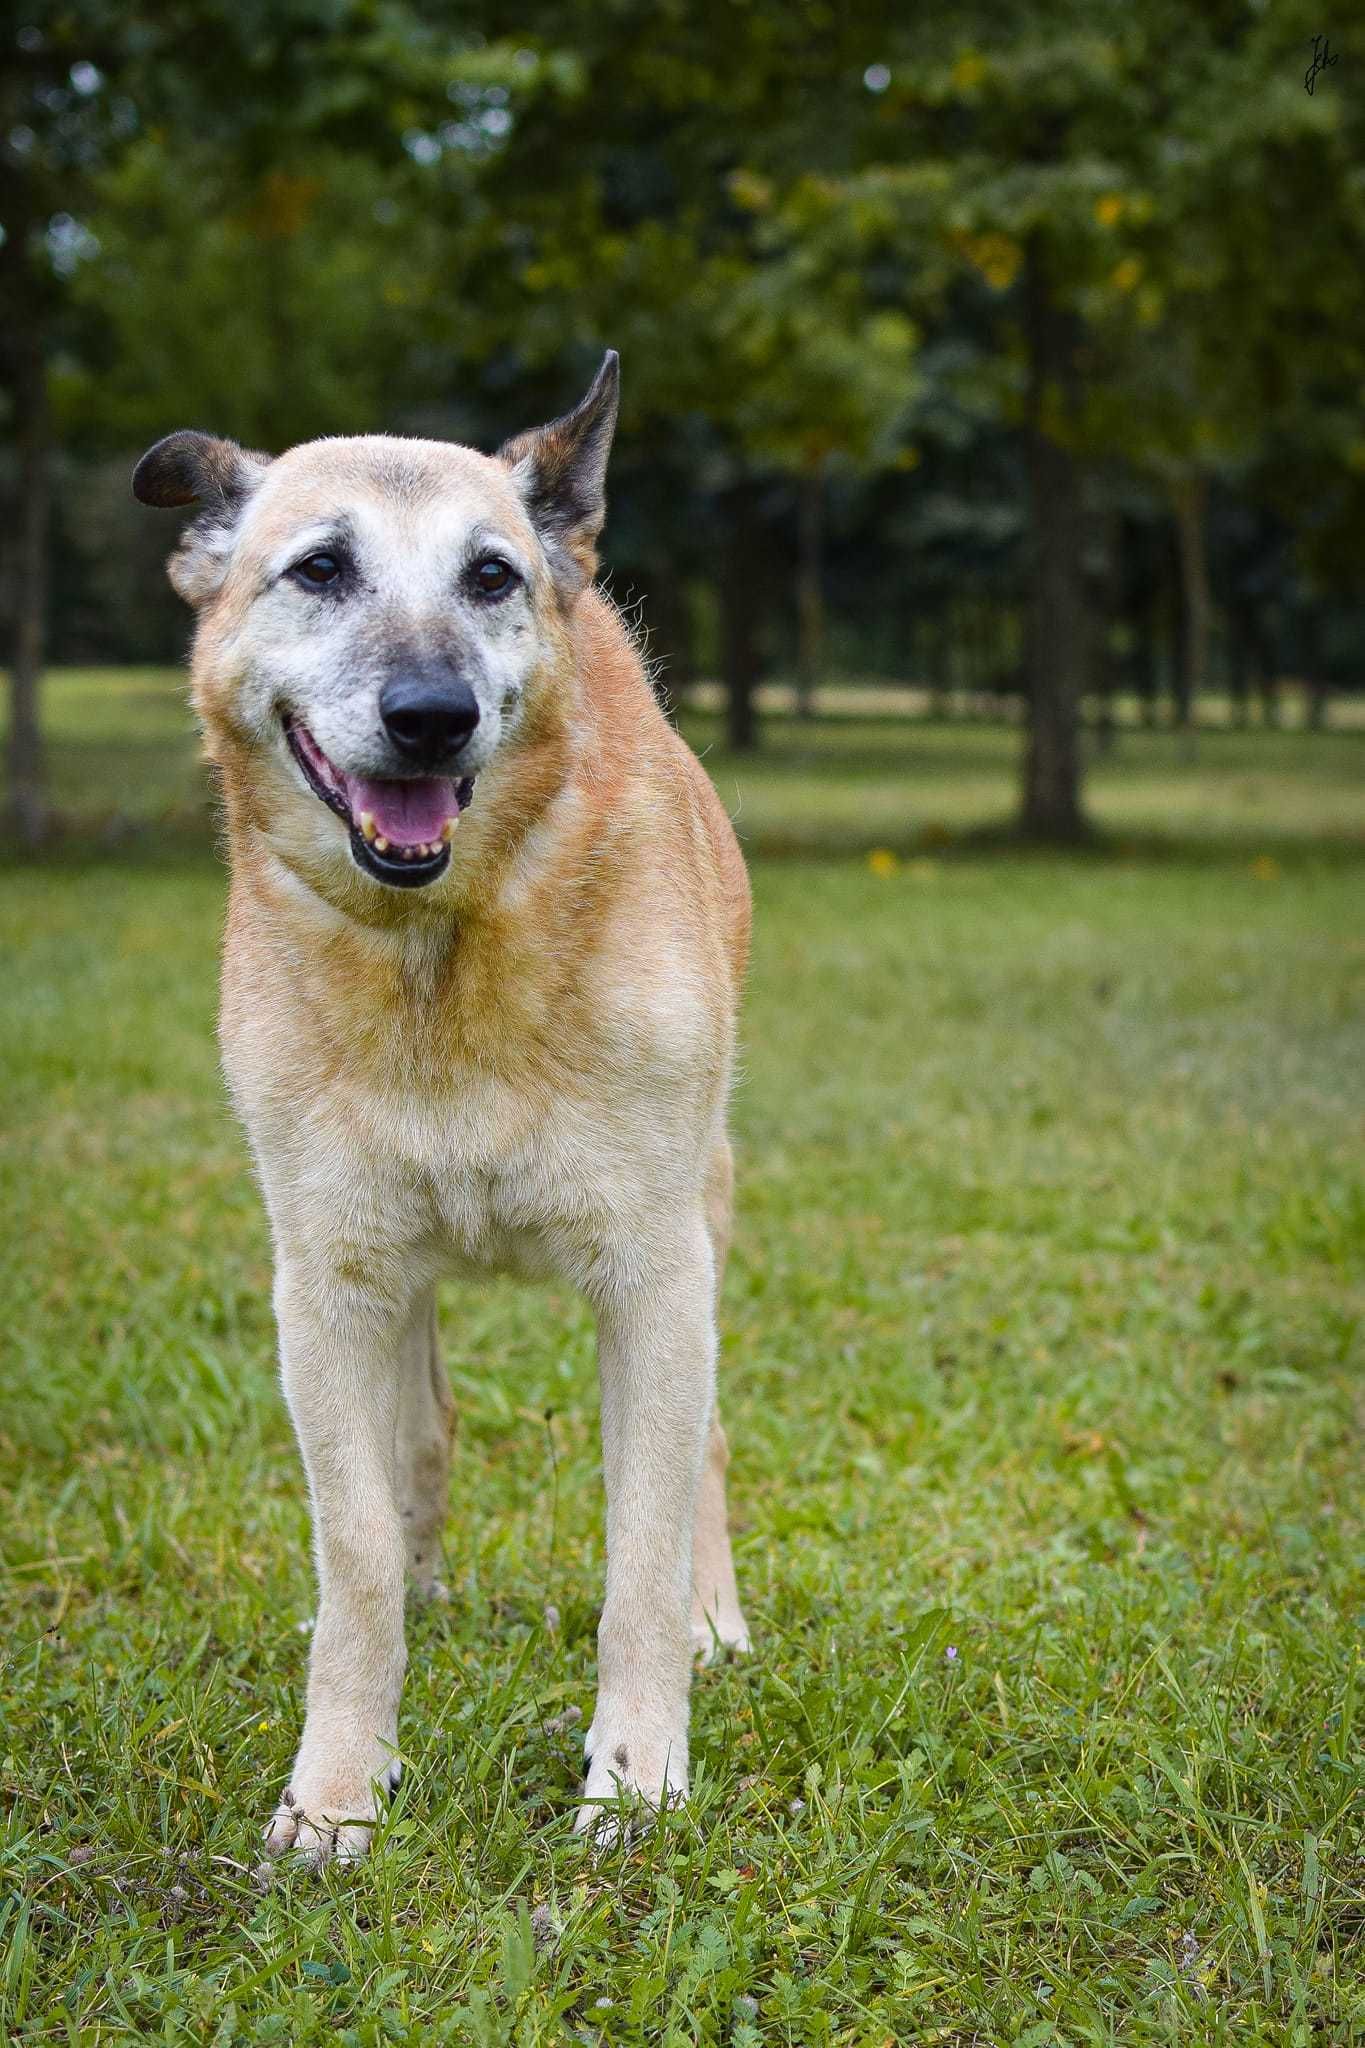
left=0, top=813, right=223, bottom=875
left=745, top=823, right=1365, bottom=870
left=677, top=712, right=1365, bottom=781
left=5, top=810, right=1363, bottom=877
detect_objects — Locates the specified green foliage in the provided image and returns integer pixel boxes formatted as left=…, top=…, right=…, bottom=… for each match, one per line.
left=61, top=142, right=451, bottom=449
left=411, top=12, right=924, bottom=477
left=855, top=1, right=1365, bottom=522
left=2, top=3, right=491, bottom=446
left=1, top=688, right=1363, bottom=2040
left=10, top=3, right=1365, bottom=560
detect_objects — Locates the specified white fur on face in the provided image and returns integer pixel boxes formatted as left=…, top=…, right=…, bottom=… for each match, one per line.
left=208, top=439, right=552, bottom=784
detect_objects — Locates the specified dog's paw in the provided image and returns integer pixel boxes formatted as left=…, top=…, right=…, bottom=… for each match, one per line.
left=691, top=1609, right=752, bottom=1664
left=573, top=1718, right=688, bottom=1846
left=263, top=1749, right=400, bottom=1869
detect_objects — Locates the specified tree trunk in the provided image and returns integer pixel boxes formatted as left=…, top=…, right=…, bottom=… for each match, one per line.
left=898, top=589, right=918, bottom=693
left=1020, top=243, right=1090, bottom=842
left=1092, top=500, right=1122, bottom=755
left=6, top=323, right=50, bottom=847
left=720, top=483, right=762, bottom=752
left=930, top=612, right=950, bottom=719
left=1250, top=614, right=1280, bottom=727
left=794, top=465, right=824, bottom=720
left=1259, top=674, right=1281, bottom=728
left=643, top=564, right=693, bottom=720
left=1228, top=618, right=1252, bottom=728
left=1300, top=609, right=1329, bottom=730
left=1170, top=472, right=1210, bottom=750
left=1138, top=591, right=1161, bottom=729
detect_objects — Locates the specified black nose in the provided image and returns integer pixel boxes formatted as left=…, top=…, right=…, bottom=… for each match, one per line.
left=379, top=673, right=480, bottom=762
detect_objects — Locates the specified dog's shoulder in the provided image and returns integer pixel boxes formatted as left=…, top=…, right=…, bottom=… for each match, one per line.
left=572, top=590, right=751, bottom=990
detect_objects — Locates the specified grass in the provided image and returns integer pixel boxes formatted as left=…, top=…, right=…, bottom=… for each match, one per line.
left=1, top=673, right=1363, bottom=2044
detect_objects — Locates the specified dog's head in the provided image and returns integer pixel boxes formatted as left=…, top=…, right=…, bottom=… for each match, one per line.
left=135, top=353, right=618, bottom=892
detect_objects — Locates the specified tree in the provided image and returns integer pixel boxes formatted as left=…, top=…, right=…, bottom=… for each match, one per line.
left=0, top=1, right=466, bottom=841
left=67, top=141, right=450, bottom=452
left=0, top=10, right=117, bottom=844
left=840, top=14, right=1184, bottom=836
left=832, top=0, right=1365, bottom=832
left=394, top=8, right=920, bottom=749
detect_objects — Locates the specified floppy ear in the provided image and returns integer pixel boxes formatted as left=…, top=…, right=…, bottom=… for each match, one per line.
left=498, top=350, right=619, bottom=595
left=132, top=431, right=271, bottom=605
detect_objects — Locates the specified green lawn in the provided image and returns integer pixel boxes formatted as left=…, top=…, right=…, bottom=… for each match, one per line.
left=1, top=678, right=1362, bottom=2043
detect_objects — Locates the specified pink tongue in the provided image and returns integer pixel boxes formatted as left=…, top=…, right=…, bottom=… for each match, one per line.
left=343, top=774, right=458, bottom=847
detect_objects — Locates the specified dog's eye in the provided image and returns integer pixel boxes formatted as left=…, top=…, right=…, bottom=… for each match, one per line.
left=293, top=552, right=342, bottom=587
left=472, top=557, right=515, bottom=596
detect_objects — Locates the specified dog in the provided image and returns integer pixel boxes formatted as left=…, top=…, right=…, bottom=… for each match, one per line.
left=133, top=353, right=751, bottom=1862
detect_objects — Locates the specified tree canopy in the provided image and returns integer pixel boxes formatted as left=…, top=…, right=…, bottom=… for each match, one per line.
left=4, top=0, right=1363, bottom=839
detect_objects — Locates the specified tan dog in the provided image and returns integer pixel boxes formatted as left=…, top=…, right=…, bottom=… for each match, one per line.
left=134, top=353, right=750, bottom=1861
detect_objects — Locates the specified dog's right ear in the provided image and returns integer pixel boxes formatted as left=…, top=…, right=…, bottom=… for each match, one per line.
left=132, top=431, right=271, bottom=605
left=498, top=351, right=619, bottom=598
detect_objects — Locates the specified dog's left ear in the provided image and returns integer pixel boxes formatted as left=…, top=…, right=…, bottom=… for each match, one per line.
left=132, top=430, right=269, bottom=513
left=132, top=430, right=272, bottom=606
left=498, top=351, right=619, bottom=596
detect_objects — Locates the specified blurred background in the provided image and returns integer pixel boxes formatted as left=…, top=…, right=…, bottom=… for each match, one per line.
left=2, top=0, right=1364, bottom=849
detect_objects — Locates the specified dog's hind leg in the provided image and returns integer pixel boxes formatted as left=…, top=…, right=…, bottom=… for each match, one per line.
left=691, top=1138, right=750, bottom=1660
left=691, top=1416, right=750, bottom=1660
left=396, top=1295, right=454, bottom=1602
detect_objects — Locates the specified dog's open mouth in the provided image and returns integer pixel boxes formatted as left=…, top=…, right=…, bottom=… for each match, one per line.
left=283, top=720, right=474, bottom=889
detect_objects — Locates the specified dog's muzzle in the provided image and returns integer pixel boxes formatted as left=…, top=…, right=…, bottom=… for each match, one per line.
left=284, top=719, right=475, bottom=889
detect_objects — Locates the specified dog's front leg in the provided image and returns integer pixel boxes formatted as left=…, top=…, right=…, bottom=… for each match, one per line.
left=264, top=1254, right=417, bottom=1866
left=578, top=1217, right=715, bottom=1836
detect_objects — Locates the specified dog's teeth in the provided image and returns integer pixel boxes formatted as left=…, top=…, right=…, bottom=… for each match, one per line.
left=359, top=810, right=377, bottom=843
left=441, top=818, right=457, bottom=843
left=374, top=835, right=390, bottom=853
left=403, top=846, right=416, bottom=861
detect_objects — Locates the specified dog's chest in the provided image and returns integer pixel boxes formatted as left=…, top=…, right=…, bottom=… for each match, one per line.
left=355, top=1062, right=655, bottom=1285
left=228, top=903, right=709, bottom=1287
left=435, top=1076, right=583, bottom=1268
